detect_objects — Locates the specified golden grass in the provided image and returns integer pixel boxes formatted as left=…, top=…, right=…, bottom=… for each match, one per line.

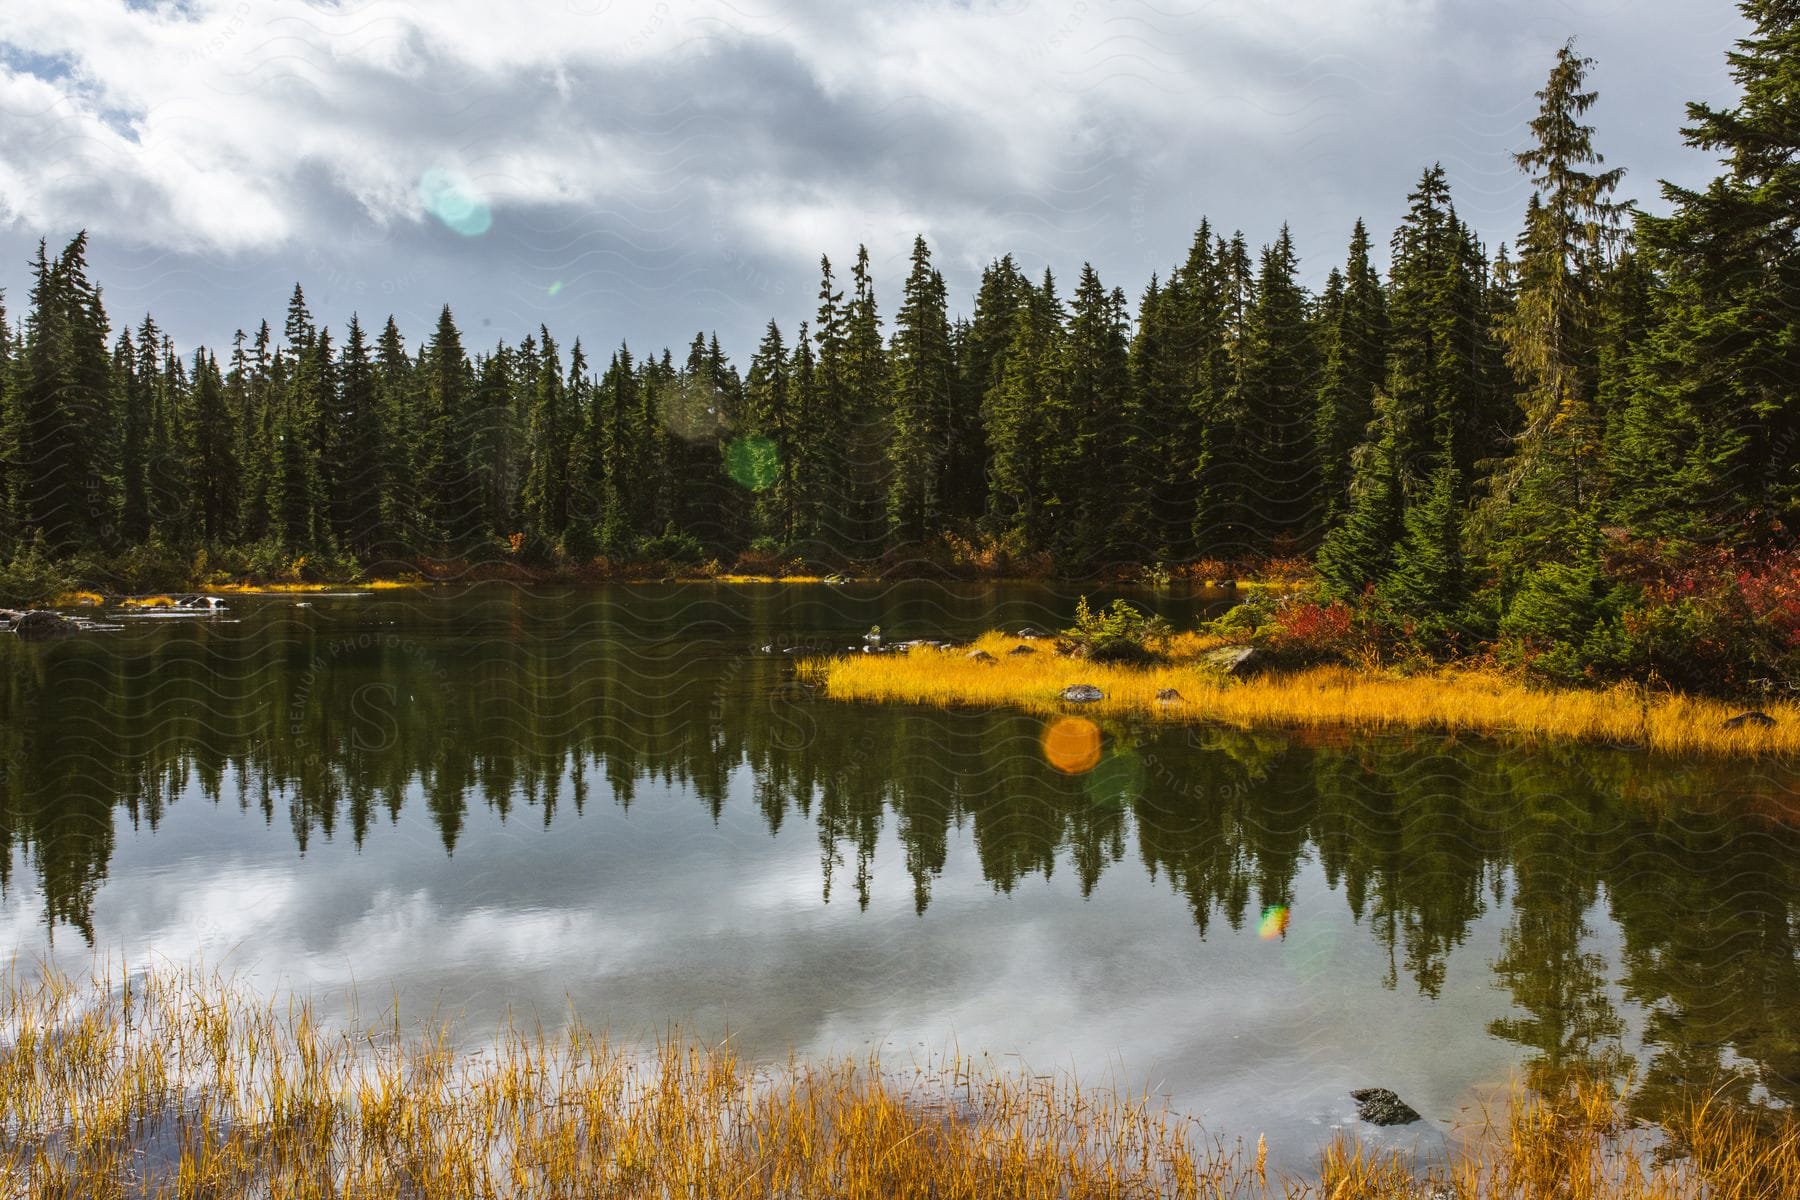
left=46, top=590, right=105, bottom=607
left=0, top=968, right=1793, bottom=1199
left=800, top=631, right=1800, bottom=758
left=205, top=579, right=415, bottom=594
left=119, top=594, right=179, bottom=608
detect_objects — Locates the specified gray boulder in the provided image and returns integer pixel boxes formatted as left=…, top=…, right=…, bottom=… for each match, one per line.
left=1722, top=710, right=1776, bottom=730
left=1202, top=645, right=1261, bottom=677
left=1059, top=684, right=1104, bottom=704
left=965, top=649, right=997, bottom=663
left=1007, top=643, right=1038, bottom=657
left=1350, top=1087, right=1421, bottom=1126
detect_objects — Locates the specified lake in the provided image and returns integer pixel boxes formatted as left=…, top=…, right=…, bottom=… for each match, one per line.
left=1, top=583, right=1796, bottom=1171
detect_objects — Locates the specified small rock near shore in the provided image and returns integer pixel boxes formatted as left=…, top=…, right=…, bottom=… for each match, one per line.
left=1059, top=684, right=1105, bottom=705
left=1155, top=688, right=1184, bottom=704
left=966, top=649, right=997, bottom=663
left=1722, top=710, right=1777, bottom=730
left=1016, top=625, right=1047, bottom=640
left=1007, top=644, right=1037, bottom=656
left=1350, top=1087, right=1421, bottom=1126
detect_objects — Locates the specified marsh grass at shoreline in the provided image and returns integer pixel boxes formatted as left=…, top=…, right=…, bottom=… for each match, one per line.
left=0, top=968, right=1794, bottom=1198
left=801, top=632, right=1800, bottom=760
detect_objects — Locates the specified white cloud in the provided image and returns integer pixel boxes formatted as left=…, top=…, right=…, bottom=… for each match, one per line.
left=0, top=0, right=1750, bottom=355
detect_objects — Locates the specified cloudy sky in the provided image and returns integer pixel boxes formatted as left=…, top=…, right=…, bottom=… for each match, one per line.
left=0, top=0, right=1750, bottom=360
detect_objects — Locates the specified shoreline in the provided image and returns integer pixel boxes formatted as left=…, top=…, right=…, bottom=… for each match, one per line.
left=1, top=968, right=1790, bottom=1198
left=800, top=631, right=1800, bottom=760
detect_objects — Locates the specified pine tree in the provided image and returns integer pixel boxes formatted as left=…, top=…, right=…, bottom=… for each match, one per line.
left=1623, top=1, right=1800, bottom=539
left=1057, top=264, right=1133, bottom=562
left=984, top=270, right=1065, bottom=550
left=1192, top=232, right=1258, bottom=558
left=1238, top=226, right=1317, bottom=548
left=843, top=247, right=888, bottom=556
left=1384, top=460, right=1465, bottom=620
left=116, top=325, right=150, bottom=543
left=373, top=317, right=419, bottom=553
left=189, top=349, right=239, bottom=544
left=419, top=305, right=479, bottom=551
left=743, top=321, right=796, bottom=544
left=1483, top=42, right=1628, bottom=567
left=333, top=316, right=385, bottom=555
left=1315, top=414, right=1403, bottom=597
left=885, top=236, right=953, bottom=549
left=1314, top=220, right=1388, bottom=533
left=18, top=235, right=117, bottom=553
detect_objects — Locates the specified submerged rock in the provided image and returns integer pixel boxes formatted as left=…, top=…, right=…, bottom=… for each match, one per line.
left=1350, top=1087, right=1421, bottom=1126
left=1059, top=684, right=1104, bottom=705
left=10, top=610, right=79, bottom=641
left=1722, top=710, right=1777, bottom=730
left=1202, top=645, right=1260, bottom=677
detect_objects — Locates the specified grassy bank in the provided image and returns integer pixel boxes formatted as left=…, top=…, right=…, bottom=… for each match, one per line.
left=0, top=969, right=1792, bottom=1198
left=800, top=632, right=1800, bottom=759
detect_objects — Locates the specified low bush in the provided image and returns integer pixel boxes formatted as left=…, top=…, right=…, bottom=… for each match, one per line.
left=0, top=544, right=73, bottom=607
left=1058, top=596, right=1172, bottom=664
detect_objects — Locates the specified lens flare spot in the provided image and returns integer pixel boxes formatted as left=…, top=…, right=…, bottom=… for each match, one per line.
left=1259, top=905, right=1290, bottom=941
left=547, top=280, right=564, bottom=297
left=419, top=167, right=493, bottom=237
left=725, top=435, right=779, bottom=492
left=1043, top=717, right=1102, bottom=775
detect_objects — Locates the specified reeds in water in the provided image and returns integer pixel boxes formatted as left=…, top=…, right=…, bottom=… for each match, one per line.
left=0, top=967, right=1794, bottom=1197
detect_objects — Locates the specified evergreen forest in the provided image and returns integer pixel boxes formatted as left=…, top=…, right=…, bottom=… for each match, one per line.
left=3, top=6, right=1798, bottom=690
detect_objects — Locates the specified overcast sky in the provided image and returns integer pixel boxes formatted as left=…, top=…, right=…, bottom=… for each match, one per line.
left=0, top=0, right=1751, bottom=362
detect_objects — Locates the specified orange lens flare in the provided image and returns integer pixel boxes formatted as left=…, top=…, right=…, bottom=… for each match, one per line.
left=1043, top=717, right=1103, bottom=775
left=1259, top=906, right=1290, bottom=940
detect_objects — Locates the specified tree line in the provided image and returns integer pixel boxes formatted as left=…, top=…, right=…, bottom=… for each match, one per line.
left=0, top=7, right=1794, bottom=618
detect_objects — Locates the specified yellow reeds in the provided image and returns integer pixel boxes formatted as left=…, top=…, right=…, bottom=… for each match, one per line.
left=0, top=968, right=1794, bottom=1198
left=800, top=632, right=1800, bottom=758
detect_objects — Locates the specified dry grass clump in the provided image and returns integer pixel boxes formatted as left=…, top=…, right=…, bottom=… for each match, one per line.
left=1, top=968, right=1794, bottom=1198
left=0, top=967, right=1264, bottom=1199
left=800, top=632, right=1800, bottom=758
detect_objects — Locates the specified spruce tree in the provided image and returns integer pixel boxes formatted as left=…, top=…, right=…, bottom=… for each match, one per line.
left=1483, top=42, right=1628, bottom=568
left=1624, top=0, right=1800, bottom=539
left=1314, top=220, right=1388, bottom=533
left=885, top=236, right=953, bottom=549
left=189, top=349, right=239, bottom=545
left=744, top=321, right=796, bottom=545
left=333, top=316, right=384, bottom=555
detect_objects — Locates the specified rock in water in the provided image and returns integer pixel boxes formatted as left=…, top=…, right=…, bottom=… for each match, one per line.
left=1007, top=644, right=1037, bottom=656
left=1059, top=684, right=1104, bottom=704
left=1016, top=625, right=1047, bottom=640
left=1722, top=710, right=1777, bottom=729
left=1202, top=645, right=1260, bottom=677
left=1350, top=1087, right=1421, bottom=1126
left=12, top=610, right=79, bottom=641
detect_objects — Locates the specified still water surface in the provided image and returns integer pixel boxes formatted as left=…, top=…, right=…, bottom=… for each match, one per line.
left=1, top=583, right=1796, bottom=1167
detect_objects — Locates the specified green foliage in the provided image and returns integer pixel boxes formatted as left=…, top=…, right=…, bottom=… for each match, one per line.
left=1059, top=596, right=1172, bottom=664
left=637, top=523, right=704, bottom=565
left=1498, top=558, right=1638, bottom=684
left=0, top=543, right=72, bottom=606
